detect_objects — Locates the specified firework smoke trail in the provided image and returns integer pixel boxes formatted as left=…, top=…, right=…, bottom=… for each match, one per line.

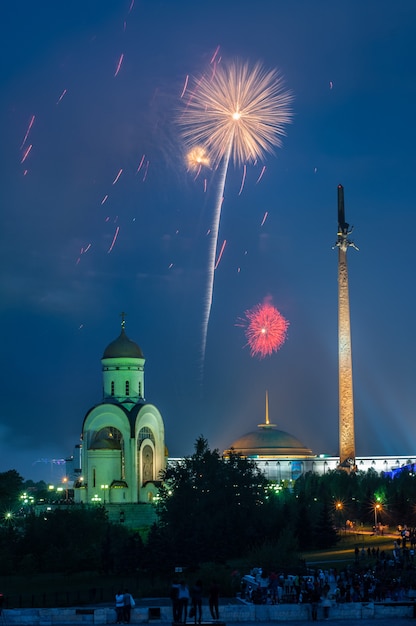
left=179, top=59, right=293, bottom=369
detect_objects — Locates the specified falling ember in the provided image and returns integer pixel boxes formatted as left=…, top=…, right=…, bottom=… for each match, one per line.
left=260, top=211, right=268, bottom=226
left=21, top=115, right=35, bottom=149
left=238, top=299, right=289, bottom=358
left=142, top=160, right=149, bottom=181
left=210, top=45, right=220, bottom=64
left=107, top=226, right=120, bottom=253
left=56, top=89, right=67, bottom=104
left=21, top=144, right=32, bottom=163
left=256, top=165, right=266, bottom=184
left=238, top=164, right=247, bottom=196
left=101, top=194, right=109, bottom=205
left=114, top=53, right=124, bottom=77
left=136, top=154, right=145, bottom=172
left=112, top=168, right=123, bottom=185
left=180, top=74, right=189, bottom=99
left=214, top=239, right=227, bottom=270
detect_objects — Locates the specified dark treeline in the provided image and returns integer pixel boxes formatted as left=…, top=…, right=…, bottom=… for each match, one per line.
left=1, top=440, right=416, bottom=577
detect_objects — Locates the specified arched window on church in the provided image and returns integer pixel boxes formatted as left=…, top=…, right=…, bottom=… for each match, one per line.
left=93, top=467, right=96, bottom=488
left=111, top=381, right=115, bottom=396
left=126, top=381, right=130, bottom=396
left=138, top=427, right=155, bottom=446
left=142, top=444, right=153, bottom=484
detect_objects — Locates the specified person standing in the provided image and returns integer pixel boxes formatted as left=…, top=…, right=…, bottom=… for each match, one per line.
left=170, top=579, right=181, bottom=623
left=178, top=580, right=190, bottom=624
left=191, top=580, right=203, bottom=624
left=209, top=580, right=220, bottom=621
left=115, top=590, right=124, bottom=624
left=123, top=589, right=135, bottom=624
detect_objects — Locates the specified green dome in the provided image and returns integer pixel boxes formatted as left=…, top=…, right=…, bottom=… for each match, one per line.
left=103, top=329, right=144, bottom=359
left=228, top=425, right=312, bottom=457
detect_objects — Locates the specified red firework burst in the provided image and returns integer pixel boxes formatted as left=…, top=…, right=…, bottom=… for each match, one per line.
left=240, top=300, right=289, bottom=358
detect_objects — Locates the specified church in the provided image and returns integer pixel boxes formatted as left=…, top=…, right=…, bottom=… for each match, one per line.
left=74, top=317, right=166, bottom=508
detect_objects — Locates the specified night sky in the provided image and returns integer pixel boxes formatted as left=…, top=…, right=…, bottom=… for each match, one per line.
left=1, top=1, right=416, bottom=482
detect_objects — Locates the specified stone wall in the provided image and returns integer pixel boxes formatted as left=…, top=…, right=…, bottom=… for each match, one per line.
left=1, top=601, right=415, bottom=624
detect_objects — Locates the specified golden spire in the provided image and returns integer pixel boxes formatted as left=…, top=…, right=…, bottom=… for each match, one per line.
left=258, top=390, right=276, bottom=429
left=265, top=389, right=270, bottom=425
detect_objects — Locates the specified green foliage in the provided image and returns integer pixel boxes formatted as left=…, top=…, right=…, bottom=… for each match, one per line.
left=0, top=470, right=24, bottom=511
left=246, top=529, right=300, bottom=573
left=150, top=436, right=269, bottom=566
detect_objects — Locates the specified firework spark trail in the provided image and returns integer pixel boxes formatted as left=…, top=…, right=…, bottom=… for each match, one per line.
left=180, top=75, right=189, bottom=99
left=108, top=226, right=120, bottom=253
left=101, top=194, right=109, bottom=205
left=260, top=211, right=268, bottom=226
left=238, top=164, right=247, bottom=196
left=256, top=165, right=266, bottom=183
left=114, top=53, right=124, bottom=77
left=21, top=115, right=35, bottom=148
left=112, top=168, right=123, bottom=185
left=21, top=144, right=32, bottom=163
left=214, top=239, right=227, bottom=270
left=136, top=154, right=145, bottom=172
left=56, top=89, right=67, bottom=105
left=210, top=45, right=220, bottom=64
left=179, top=59, right=292, bottom=368
left=142, top=160, right=149, bottom=181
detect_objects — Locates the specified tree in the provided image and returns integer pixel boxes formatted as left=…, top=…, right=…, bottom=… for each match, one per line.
left=0, top=469, right=24, bottom=511
left=153, top=436, right=268, bottom=565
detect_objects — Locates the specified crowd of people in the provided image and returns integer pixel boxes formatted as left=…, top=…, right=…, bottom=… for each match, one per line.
left=240, top=560, right=415, bottom=608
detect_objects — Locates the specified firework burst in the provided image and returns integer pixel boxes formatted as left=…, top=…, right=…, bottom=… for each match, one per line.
left=179, top=60, right=293, bottom=168
left=186, top=146, right=210, bottom=171
left=239, top=299, right=289, bottom=359
left=179, top=58, right=293, bottom=367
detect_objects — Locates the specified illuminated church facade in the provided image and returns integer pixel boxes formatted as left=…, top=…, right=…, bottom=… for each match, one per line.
left=74, top=318, right=166, bottom=507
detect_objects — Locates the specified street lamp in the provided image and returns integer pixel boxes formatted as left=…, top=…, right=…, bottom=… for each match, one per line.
left=335, top=501, right=343, bottom=531
left=374, top=503, right=382, bottom=530
left=62, top=477, right=69, bottom=502
left=101, top=484, right=109, bottom=503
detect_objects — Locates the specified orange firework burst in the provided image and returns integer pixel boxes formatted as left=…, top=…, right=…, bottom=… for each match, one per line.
left=186, top=146, right=210, bottom=171
left=239, top=299, right=289, bottom=358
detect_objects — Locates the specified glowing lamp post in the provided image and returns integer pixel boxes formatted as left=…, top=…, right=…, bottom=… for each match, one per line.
left=374, top=503, right=382, bottom=530
left=335, top=501, right=344, bottom=532
left=101, top=484, right=109, bottom=504
left=62, top=477, right=69, bottom=502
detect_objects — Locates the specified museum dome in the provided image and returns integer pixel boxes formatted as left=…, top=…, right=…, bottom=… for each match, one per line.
left=225, top=391, right=313, bottom=458
left=103, top=328, right=144, bottom=359
left=227, top=424, right=313, bottom=457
